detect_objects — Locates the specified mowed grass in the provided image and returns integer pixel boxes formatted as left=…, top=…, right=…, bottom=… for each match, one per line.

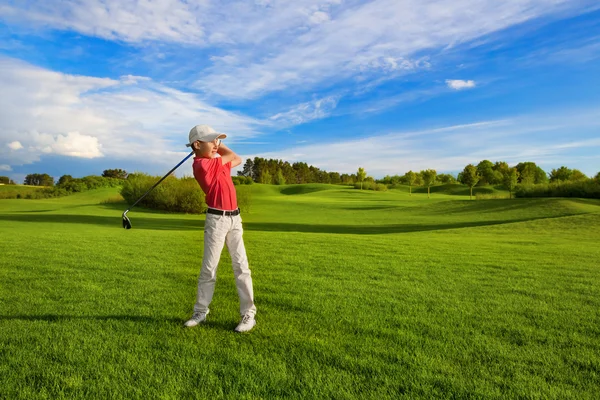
left=1, top=184, right=599, bottom=399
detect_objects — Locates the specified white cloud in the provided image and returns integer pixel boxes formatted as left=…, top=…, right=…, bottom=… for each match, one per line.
left=309, top=11, right=330, bottom=25
left=0, top=164, right=11, bottom=171
left=2, top=1, right=596, bottom=99
left=0, top=0, right=207, bottom=44
left=269, top=96, right=340, bottom=126
left=50, top=131, right=103, bottom=158
left=0, top=57, right=263, bottom=170
left=194, top=0, right=592, bottom=98
left=7, top=141, right=23, bottom=150
left=446, top=79, right=476, bottom=90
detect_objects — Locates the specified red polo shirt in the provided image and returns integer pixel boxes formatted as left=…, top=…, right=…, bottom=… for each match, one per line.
left=192, top=157, right=238, bottom=210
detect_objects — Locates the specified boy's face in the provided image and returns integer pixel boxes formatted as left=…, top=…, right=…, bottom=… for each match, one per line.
left=193, top=139, right=221, bottom=158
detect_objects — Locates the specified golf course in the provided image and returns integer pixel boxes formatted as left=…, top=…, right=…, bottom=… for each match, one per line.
left=1, top=184, right=599, bottom=399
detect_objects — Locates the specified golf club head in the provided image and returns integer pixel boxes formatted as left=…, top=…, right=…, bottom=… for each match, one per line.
left=122, top=211, right=132, bottom=229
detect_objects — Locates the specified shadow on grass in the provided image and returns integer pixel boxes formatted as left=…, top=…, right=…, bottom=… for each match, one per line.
left=0, top=314, right=182, bottom=323
left=0, top=314, right=239, bottom=330
left=0, top=211, right=591, bottom=234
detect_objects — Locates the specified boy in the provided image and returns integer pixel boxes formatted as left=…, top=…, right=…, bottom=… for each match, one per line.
left=184, top=124, right=257, bottom=333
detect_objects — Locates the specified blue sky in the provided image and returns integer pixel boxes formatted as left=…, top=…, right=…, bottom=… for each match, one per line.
left=1, top=0, right=600, bottom=183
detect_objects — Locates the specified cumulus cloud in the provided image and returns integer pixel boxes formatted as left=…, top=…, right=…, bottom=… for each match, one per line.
left=446, top=79, right=475, bottom=90
left=49, top=132, right=102, bottom=158
left=446, top=79, right=476, bottom=90
left=0, top=57, right=263, bottom=170
left=7, top=141, right=23, bottom=150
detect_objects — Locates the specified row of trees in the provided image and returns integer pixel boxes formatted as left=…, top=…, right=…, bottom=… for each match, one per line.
left=0, top=176, right=16, bottom=185
left=237, top=158, right=359, bottom=185
left=3, top=169, right=129, bottom=187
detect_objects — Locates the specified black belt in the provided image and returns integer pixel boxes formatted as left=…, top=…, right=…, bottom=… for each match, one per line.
left=207, top=208, right=240, bottom=216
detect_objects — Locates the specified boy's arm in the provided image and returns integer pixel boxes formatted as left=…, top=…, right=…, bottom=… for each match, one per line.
left=217, top=143, right=242, bottom=168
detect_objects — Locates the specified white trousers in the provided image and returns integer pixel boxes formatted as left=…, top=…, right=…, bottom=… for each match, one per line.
left=193, top=213, right=256, bottom=317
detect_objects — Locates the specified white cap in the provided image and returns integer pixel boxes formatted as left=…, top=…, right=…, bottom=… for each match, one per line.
left=186, top=125, right=227, bottom=147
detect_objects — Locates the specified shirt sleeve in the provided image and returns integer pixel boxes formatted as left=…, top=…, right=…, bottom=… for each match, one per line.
left=199, top=158, right=223, bottom=184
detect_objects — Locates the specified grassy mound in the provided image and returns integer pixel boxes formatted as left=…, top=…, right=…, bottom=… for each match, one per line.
left=392, top=183, right=509, bottom=197
left=279, top=183, right=341, bottom=195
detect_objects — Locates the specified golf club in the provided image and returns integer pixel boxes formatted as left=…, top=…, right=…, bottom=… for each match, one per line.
left=122, top=151, right=195, bottom=229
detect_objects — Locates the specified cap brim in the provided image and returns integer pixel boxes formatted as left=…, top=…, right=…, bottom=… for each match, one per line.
left=186, top=133, right=227, bottom=147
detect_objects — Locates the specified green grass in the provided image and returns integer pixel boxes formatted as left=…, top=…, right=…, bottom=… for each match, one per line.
left=1, top=185, right=599, bottom=399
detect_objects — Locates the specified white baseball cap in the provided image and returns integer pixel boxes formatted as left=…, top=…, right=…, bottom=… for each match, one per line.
left=186, top=125, right=227, bottom=147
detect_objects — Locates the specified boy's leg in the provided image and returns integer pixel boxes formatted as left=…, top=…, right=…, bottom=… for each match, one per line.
left=193, top=214, right=228, bottom=314
left=225, top=215, right=256, bottom=317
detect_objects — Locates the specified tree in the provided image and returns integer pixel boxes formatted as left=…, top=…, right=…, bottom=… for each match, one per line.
left=259, top=169, right=272, bottom=184
left=476, top=160, right=495, bottom=185
left=404, top=171, right=417, bottom=196
left=0, top=176, right=10, bottom=184
left=594, top=171, right=600, bottom=184
left=515, top=162, right=535, bottom=185
left=492, top=161, right=509, bottom=185
left=357, top=167, right=366, bottom=190
left=421, top=169, right=437, bottom=198
left=102, top=169, right=128, bottom=179
left=571, top=169, right=588, bottom=182
left=340, top=174, right=354, bottom=185
left=24, top=173, right=54, bottom=186
left=549, top=166, right=572, bottom=182
left=503, top=168, right=519, bottom=198
left=275, top=169, right=286, bottom=185
left=437, top=173, right=456, bottom=184
left=461, top=164, right=480, bottom=200
left=534, top=166, right=548, bottom=184
left=329, top=172, right=341, bottom=184
left=252, top=157, right=266, bottom=182
left=238, top=158, right=254, bottom=177
left=414, top=171, right=424, bottom=186
left=515, top=162, right=547, bottom=185
left=57, top=175, right=73, bottom=186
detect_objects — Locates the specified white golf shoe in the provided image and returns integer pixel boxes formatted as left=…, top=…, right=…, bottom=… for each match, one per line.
left=234, top=313, right=256, bottom=333
left=184, top=311, right=209, bottom=327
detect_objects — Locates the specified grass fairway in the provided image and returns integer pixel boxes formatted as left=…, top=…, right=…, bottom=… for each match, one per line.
left=1, top=184, right=599, bottom=399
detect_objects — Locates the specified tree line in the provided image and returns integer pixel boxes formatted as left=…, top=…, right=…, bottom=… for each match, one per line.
left=237, top=157, right=359, bottom=185
left=374, top=161, right=596, bottom=198
left=5, top=159, right=599, bottom=201
left=0, top=169, right=128, bottom=187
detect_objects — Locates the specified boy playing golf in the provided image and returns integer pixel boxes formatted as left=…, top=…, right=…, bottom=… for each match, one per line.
left=184, top=124, right=257, bottom=333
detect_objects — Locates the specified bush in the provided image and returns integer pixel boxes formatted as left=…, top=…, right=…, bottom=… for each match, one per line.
left=515, top=180, right=600, bottom=199
left=120, top=174, right=206, bottom=213
left=475, top=192, right=510, bottom=200
left=353, top=182, right=388, bottom=191
left=232, top=176, right=254, bottom=186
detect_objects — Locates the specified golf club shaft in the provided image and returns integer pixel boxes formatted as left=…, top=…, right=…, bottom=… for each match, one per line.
left=125, top=151, right=195, bottom=213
